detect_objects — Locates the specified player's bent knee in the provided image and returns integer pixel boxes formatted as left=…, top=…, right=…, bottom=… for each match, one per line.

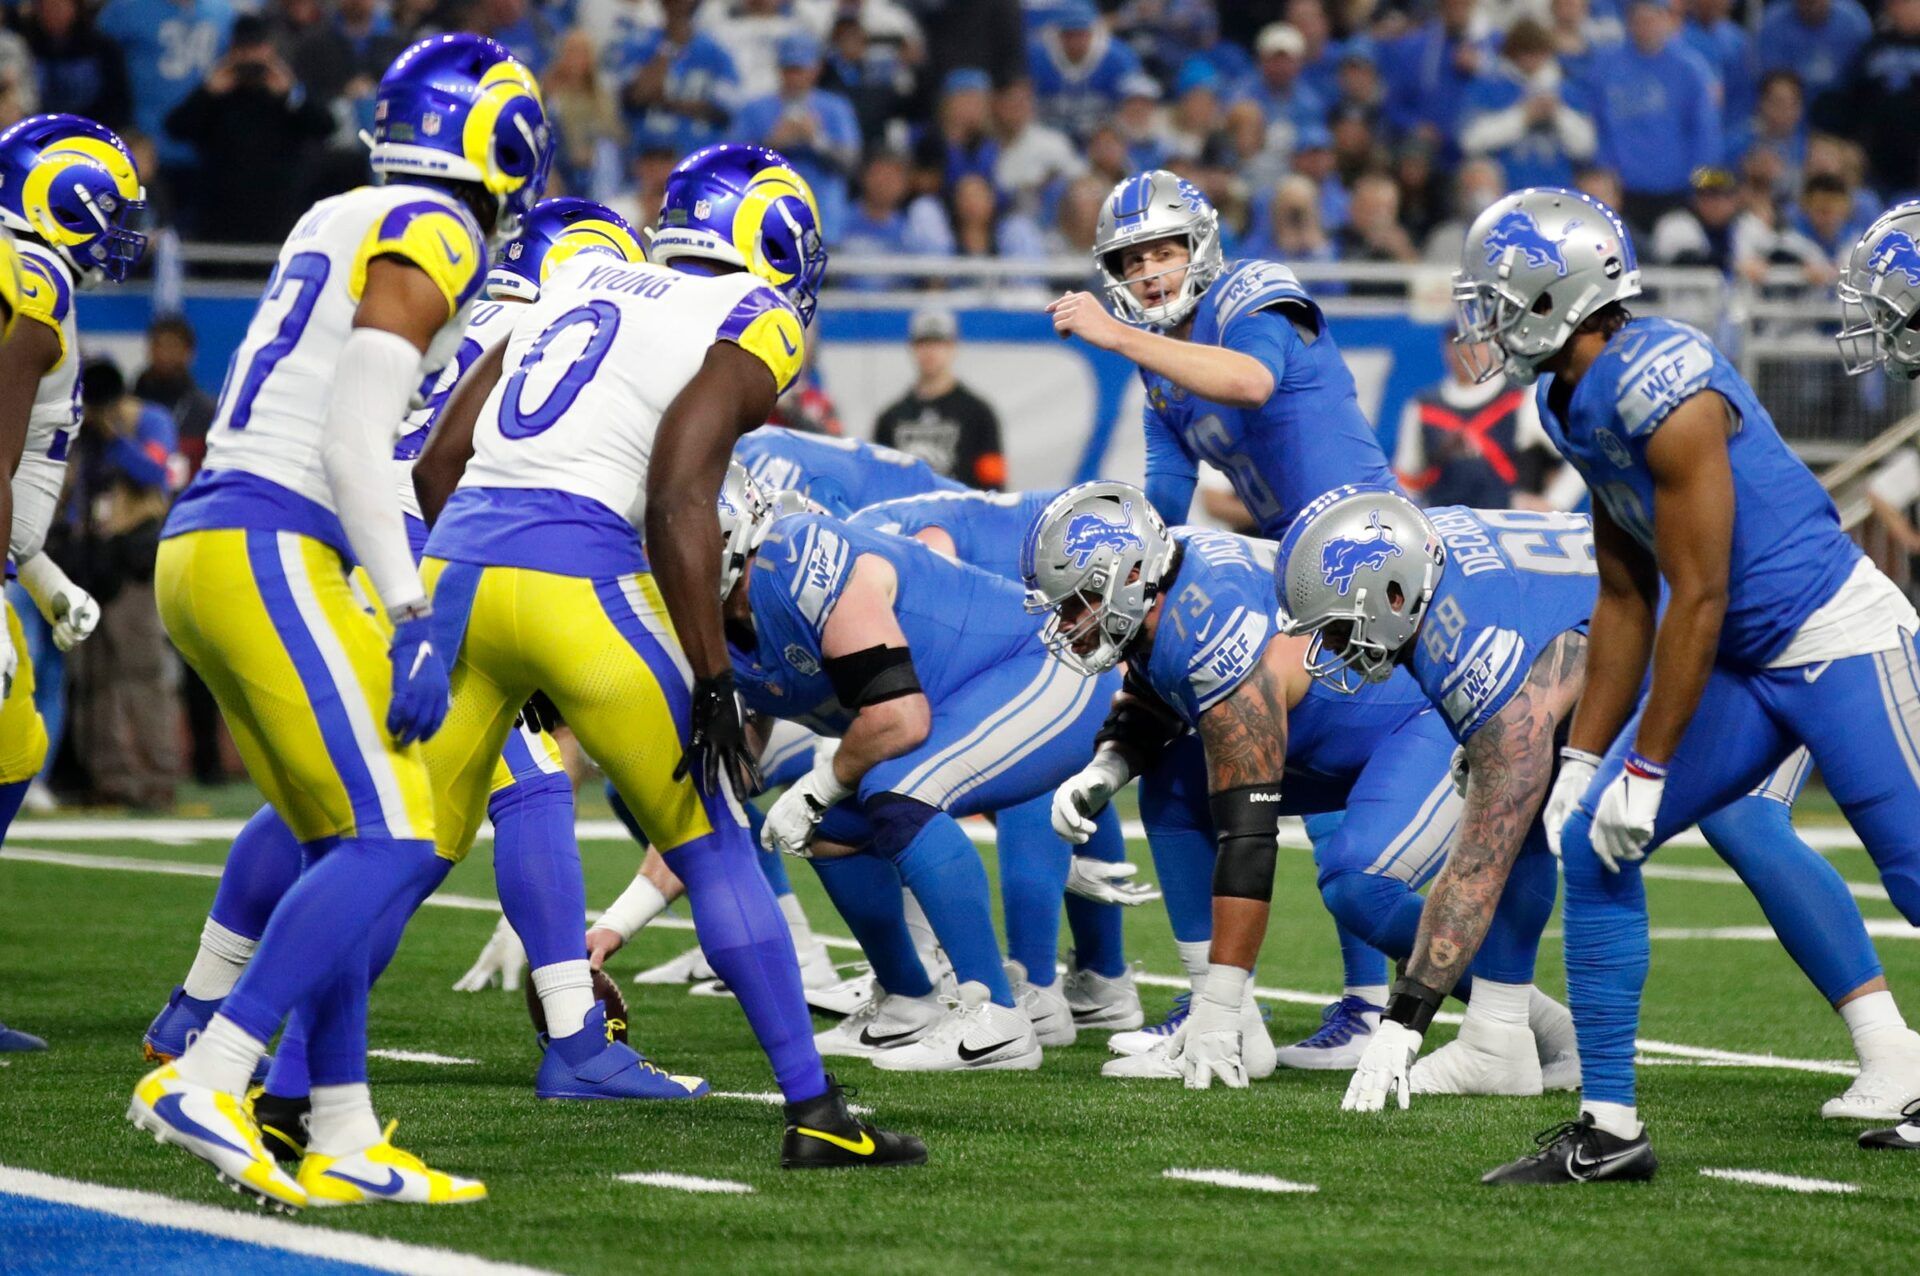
left=1884, top=868, right=1920, bottom=926
left=1318, top=868, right=1403, bottom=946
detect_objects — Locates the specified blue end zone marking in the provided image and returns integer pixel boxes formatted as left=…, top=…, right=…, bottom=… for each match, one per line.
left=0, top=1192, right=390, bottom=1276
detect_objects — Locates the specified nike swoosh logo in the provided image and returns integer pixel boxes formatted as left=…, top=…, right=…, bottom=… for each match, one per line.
left=1567, top=1146, right=1642, bottom=1179
left=324, top=1166, right=406, bottom=1195
left=1195, top=617, right=1218, bottom=645
left=153, top=1093, right=248, bottom=1157
left=795, top=1125, right=874, bottom=1156
left=436, top=230, right=465, bottom=265
left=778, top=330, right=797, bottom=356
left=1803, top=661, right=1833, bottom=683
left=956, top=1037, right=1022, bottom=1063
left=858, top=1026, right=922, bottom=1048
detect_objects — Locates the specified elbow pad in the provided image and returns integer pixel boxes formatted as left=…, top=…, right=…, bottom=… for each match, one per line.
left=824, top=644, right=922, bottom=708
left=1095, top=669, right=1187, bottom=759
left=1209, top=783, right=1284, bottom=901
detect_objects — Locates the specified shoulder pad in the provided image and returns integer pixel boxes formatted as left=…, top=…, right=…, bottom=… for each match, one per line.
left=15, top=246, right=73, bottom=361
left=780, top=515, right=851, bottom=630
left=1607, top=321, right=1716, bottom=438
left=1210, top=259, right=1314, bottom=338
left=352, top=192, right=487, bottom=315
left=717, top=281, right=805, bottom=396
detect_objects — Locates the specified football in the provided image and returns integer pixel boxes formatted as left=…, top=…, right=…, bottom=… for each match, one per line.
left=525, top=968, right=629, bottom=1045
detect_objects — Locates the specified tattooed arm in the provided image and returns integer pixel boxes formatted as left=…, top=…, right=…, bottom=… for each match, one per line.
left=1198, top=638, right=1294, bottom=971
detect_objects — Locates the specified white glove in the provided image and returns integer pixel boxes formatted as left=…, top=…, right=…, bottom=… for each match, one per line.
left=1065, top=854, right=1163, bottom=906
left=761, top=753, right=852, bottom=858
left=1342, top=1019, right=1423, bottom=1112
left=1178, top=993, right=1249, bottom=1090
left=453, top=915, right=526, bottom=991
left=1543, top=746, right=1600, bottom=858
left=2, top=622, right=14, bottom=700
left=1052, top=751, right=1130, bottom=843
left=19, top=555, right=99, bottom=652
left=1590, top=756, right=1665, bottom=872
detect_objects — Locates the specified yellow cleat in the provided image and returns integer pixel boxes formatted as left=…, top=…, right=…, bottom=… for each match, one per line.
left=296, top=1121, right=487, bottom=1206
left=127, top=1064, right=307, bottom=1211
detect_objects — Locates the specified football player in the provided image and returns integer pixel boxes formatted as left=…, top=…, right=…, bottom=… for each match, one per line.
left=738, top=424, right=964, bottom=516
left=128, top=36, right=551, bottom=1209
left=410, top=144, right=923, bottom=1169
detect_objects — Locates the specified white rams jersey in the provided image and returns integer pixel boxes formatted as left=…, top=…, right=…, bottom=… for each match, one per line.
left=200, top=184, right=487, bottom=515
left=458, top=258, right=805, bottom=528
left=393, top=295, right=526, bottom=523
left=8, top=242, right=80, bottom=562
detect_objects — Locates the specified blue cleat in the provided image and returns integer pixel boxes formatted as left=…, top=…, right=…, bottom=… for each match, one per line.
left=535, top=1005, right=709, bottom=1100
left=0, top=1021, right=47, bottom=1052
left=1273, top=994, right=1382, bottom=1070
left=1105, top=992, right=1190, bottom=1057
left=143, top=987, right=272, bottom=1083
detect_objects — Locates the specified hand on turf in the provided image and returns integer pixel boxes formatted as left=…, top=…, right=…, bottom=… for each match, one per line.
left=1342, top=1020, right=1422, bottom=1112
left=47, top=581, right=99, bottom=652
left=386, top=611, right=450, bottom=745
left=761, top=759, right=851, bottom=858
left=1543, top=747, right=1600, bottom=858
left=1052, top=757, right=1125, bottom=843
left=1591, top=766, right=1664, bottom=873
left=585, top=925, right=624, bottom=972
left=453, top=915, right=527, bottom=991
left=1179, top=996, right=1249, bottom=1090
left=677, top=672, right=761, bottom=799
left=1065, top=855, right=1162, bottom=906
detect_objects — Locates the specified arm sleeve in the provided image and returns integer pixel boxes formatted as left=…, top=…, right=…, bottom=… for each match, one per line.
left=1142, top=396, right=1198, bottom=528
left=321, top=327, right=429, bottom=615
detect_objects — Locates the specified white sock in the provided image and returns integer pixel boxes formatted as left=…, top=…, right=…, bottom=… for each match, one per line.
left=173, top=1014, right=266, bottom=1094
left=903, top=888, right=942, bottom=976
left=1345, top=984, right=1388, bottom=1015
left=531, top=960, right=595, bottom=1040
left=1176, top=941, right=1210, bottom=996
left=1840, top=990, right=1913, bottom=1062
left=182, top=918, right=256, bottom=1001
left=1200, top=964, right=1250, bottom=1016
left=778, top=892, right=816, bottom=950
left=1467, top=979, right=1532, bottom=1029
left=1583, top=1100, right=1641, bottom=1140
left=308, top=1083, right=383, bottom=1156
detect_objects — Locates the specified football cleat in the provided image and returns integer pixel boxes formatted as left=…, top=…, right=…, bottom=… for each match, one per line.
left=128, top=1063, right=306, bottom=1210
left=536, top=1005, right=708, bottom=1100
left=806, top=969, right=877, bottom=1018
left=1108, top=992, right=1190, bottom=1056
left=1859, top=1100, right=1920, bottom=1150
left=814, top=989, right=943, bottom=1058
left=1063, top=960, right=1144, bottom=1030
left=1006, top=960, right=1076, bottom=1047
left=297, top=1121, right=486, bottom=1206
left=1101, top=1035, right=1184, bottom=1079
left=780, top=1074, right=927, bottom=1170
left=1821, top=1029, right=1920, bottom=1120
left=1482, top=1114, right=1658, bottom=1185
left=1409, top=1018, right=1544, bottom=1096
left=0, top=1020, right=47, bottom=1052
left=1274, top=995, right=1381, bottom=1070
left=249, top=1088, right=310, bottom=1163
left=869, top=982, right=1042, bottom=1072
left=796, top=941, right=841, bottom=991
left=142, top=987, right=271, bottom=1083
left=632, top=945, right=715, bottom=985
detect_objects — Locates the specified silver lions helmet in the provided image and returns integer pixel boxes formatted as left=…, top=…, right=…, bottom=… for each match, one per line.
left=1452, top=186, right=1641, bottom=386
left=1093, top=170, right=1225, bottom=330
left=1275, top=486, right=1445, bottom=694
left=1838, top=201, right=1920, bottom=379
left=718, top=461, right=774, bottom=600
left=1020, top=480, right=1175, bottom=676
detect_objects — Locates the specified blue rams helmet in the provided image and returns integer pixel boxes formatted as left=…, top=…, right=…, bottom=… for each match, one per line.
left=488, top=198, right=646, bottom=301
left=0, top=114, right=147, bottom=285
left=650, top=144, right=827, bottom=326
left=368, top=34, right=552, bottom=242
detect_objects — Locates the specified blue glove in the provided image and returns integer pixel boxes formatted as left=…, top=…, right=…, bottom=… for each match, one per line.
left=387, top=612, right=449, bottom=745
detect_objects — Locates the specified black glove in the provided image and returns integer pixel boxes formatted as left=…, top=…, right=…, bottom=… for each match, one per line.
left=677, top=670, right=762, bottom=799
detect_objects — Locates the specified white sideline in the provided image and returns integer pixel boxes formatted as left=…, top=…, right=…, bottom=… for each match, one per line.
left=614, top=1171, right=753, bottom=1195
left=0, top=1164, right=557, bottom=1275
left=367, top=1049, right=479, bottom=1066
left=1162, top=1168, right=1317, bottom=1194
left=1698, top=1168, right=1859, bottom=1194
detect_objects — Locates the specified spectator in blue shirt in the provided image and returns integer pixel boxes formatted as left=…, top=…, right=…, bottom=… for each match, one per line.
left=735, top=32, right=863, bottom=239
left=17, top=0, right=133, bottom=130
left=615, top=0, right=741, bottom=161
left=1683, top=0, right=1757, bottom=128
left=912, top=67, right=1000, bottom=196
left=1757, top=0, right=1872, bottom=105
left=1288, top=0, right=1346, bottom=106
left=1235, top=22, right=1329, bottom=144
left=836, top=149, right=953, bottom=290
left=98, top=0, right=234, bottom=173
left=1792, top=169, right=1871, bottom=269
left=1461, top=19, right=1599, bottom=191
left=821, top=12, right=913, bottom=145
left=1727, top=69, right=1809, bottom=196
left=1027, top=0, right=1142, bottom=142
left=473, top=0, right=557, bottom=74
left=1379, top=0, right=1492, bottom=154
left=1592, top=0, right=1723, bottom=230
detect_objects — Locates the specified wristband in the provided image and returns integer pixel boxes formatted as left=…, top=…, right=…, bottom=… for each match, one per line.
left=1557, top=746, right=1602, bottom=769
left=802, top=750, right=853, bottom=811
left=1623, top=750, right=1669, bottom=781
left=595, top=875, right=669, bottom=941
left=1385, top=976, right=1446, bottom=1033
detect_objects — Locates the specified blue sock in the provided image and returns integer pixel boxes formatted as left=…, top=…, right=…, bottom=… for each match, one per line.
left=302, top=937, right=371, bottom=1088
left=809, top=853, right=934, bottom=996
left=209, top=805, right=305, bottom=940
left=0, top=778, right=28, bottom=844
left=606, top=780, right=647, bottom=847
left=1470, top=833, right=1556, bottom=986
left=1559, top=807, right=1648, bottom=1107
left=490, top=773, right=588, bottom=970
left=869, top=794, right=1013, bottom=1006
left=1065, top=804, right=1128, bottom=978
left=1701, top=796, right=1884, bottom=1003
left=662, top=819, right=825, bottom=1104
left=218, top=837, right=444, bottom=1046
left=747, top=804, right=794, bottom=897
left=994, top=795, right=1068, bottom=986
left=1139, top=780, right=1215, bottom=947
left=264, top=1013, right=310, bottom=1099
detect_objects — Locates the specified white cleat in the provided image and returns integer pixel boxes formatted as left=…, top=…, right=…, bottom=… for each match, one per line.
left=1006, top=960, right=1076, bottom=1047
left=796, top=941, right=841, bottom=991
left=297, top=1121, right=486, bottom=1206
left=1408, top=1018, right=1543, bottom=1096
left=806, top=968, right=876, bottom=1018
left=869, top=981, right=1042, bottom=1072
left=1101, top=1035, right=1184, bottom=1079
left=1530, top=989, right=1582, bottom=1091
left=1822, top=1030, right=1920, bottom=1120
left=128, top=1064, right=306, bottom=1211
left=813, top=989, right=944, bottom=1058
left=1063, top=961, right=1144, bottom=1030
left=632, top=945, right=714, bottom=985
left=1108, top=993, right=1190, bottom=1057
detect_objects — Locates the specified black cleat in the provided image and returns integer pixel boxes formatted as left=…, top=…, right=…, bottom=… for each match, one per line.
left=1859, top=1100, right=1920, bottom=1150
left=780, top=1075, right=926, bottom=1170
left=249, top=1089, right=310, bottom=1164
left=1482, top=1113, right=1657, bottom=1185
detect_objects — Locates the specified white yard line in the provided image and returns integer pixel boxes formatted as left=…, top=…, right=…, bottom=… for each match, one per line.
left=614, top=1171, right=754, bottom=1195
left=1162, top=1168, right=1317, bottom=1194
left=1698, top=1168, right=1859, bottom=1194
left=366, top=1049, right=480, bottom=1066
left=1643, top=862, right=1891, bottom=902
left=0, top=1164, right=557, bottom=1275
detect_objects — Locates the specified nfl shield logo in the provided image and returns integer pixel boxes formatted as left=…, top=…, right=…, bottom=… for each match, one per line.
left=423, top=112, right=442, bottom=137
left=784, top=644, right=819, bottom=677
left=694, top=198, right=712, bottom=220
left=1597, top=427, right=1632, bottom=469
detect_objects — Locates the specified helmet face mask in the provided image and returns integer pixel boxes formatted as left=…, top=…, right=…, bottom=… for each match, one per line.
left=1093, top=171, right=1224, bottom=331
left=1021, top=481, right=1174, bottom=677
left=1837, top=201, right=1920, bottom=380
left=718, top=462, right=775, bottom=601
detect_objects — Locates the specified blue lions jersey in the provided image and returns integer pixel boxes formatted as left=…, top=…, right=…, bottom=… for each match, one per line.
left=1407, top=507, right=1598, bottom=743
left=1142, top=260, right=1396, bottom=538
left=736, top=426, right=965, bottom=517
left=1145, top=528, right=1432, bottom=793
left=1537, top=317, right=1861, bottom=668
left=849, top=488, right=1062, bottom=582
left=732, top=511, right=1042, bottom=734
